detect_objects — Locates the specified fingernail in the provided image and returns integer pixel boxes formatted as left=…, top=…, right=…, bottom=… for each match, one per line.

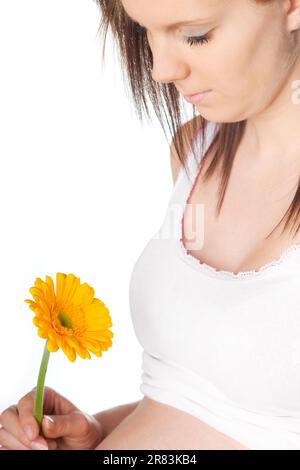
left=31, top=441, right=48, bottom=450
left=24, top=425, right=34, bottom=441
left=44, top=415, right=54, bottom=427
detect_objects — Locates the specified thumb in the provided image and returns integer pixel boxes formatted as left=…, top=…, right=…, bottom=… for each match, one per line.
left=42, top=411, right=88, bottom=439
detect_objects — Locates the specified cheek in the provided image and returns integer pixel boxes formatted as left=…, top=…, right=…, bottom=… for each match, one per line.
left=206, top=26, right=285, bottom=101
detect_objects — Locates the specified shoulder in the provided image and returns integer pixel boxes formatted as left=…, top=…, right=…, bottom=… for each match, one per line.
left=169, top=116, right=202, bottom=185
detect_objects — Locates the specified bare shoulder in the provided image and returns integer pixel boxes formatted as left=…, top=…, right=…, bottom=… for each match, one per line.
left=170, top=116, right=202, bottom=185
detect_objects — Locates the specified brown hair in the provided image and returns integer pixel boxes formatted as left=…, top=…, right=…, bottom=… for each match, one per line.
left=96, top=0, right=300, bottom=240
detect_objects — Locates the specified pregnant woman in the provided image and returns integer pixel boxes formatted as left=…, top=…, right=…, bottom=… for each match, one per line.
left=1, top=0, right=300, bottom=450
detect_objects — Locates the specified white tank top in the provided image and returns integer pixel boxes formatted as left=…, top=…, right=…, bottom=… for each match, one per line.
left=129, top=120, right=300, bottom=450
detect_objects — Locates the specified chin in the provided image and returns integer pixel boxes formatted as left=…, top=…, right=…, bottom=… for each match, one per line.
left=197, top=106, right=248, bottom=124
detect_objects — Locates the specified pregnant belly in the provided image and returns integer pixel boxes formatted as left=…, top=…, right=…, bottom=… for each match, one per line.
left=95, top=397, right=249, bottom=450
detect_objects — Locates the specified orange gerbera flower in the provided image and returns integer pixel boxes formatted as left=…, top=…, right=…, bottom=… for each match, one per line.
left=25, top=273, right=113, bottom=362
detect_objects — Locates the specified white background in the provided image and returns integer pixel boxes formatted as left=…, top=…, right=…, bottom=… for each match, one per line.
left=0, top=0, right=183, bottom=416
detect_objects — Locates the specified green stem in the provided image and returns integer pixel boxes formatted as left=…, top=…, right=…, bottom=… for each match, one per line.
left=34, top=340, right=50, bottom=437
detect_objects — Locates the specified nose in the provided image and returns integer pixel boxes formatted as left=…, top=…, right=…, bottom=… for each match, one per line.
left=149, top=37, right=189, bottom=85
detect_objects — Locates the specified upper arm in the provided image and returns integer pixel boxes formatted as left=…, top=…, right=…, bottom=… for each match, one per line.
left=169, top=116, right=201, bottom=185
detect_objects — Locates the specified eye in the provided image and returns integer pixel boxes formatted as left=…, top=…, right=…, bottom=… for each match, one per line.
left=133, top=23, right=211, bottom=48
left=182, top=34, right=211, bottom=47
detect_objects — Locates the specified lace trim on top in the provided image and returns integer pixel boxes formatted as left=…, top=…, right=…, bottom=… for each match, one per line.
left=177, top=238, right=300, bottom=280
left=177, top=121, right=300, bottom=281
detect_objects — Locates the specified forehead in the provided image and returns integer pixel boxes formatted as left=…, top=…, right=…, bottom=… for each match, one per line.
left=120, top=0, right=228, bottom=28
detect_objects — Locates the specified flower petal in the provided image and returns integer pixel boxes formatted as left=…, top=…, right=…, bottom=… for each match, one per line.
left=37, top=328, right=48, bottom=338
left=47, top=339, right=59, bottom=352
left=62, top=274, right=81, bottom=305
left=56, top=273, right=66, bottom=300
left=65, top=337, right=91, bottom=359
left=61, top=341, right=76, bottom=362
left=46, top=275, right=55, bottom=298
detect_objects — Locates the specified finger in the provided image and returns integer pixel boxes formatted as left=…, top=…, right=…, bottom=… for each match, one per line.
left=17, top=391, right=49, bottom=450
left=45, top=387, right=77, bottom=415
left=0, top=428, right=31, bottom=450
left=42, top=411, right=89, bottom=439
left=17, top=389, right=41, bottom=442
left=0, top=405, right=33, bottom=448
left=18, top=386, right=76, bottom=442
left=47, top=439, right=58, bottom=450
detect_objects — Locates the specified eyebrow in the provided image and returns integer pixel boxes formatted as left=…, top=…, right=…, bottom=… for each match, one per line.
left=125, top=12, right=214, bottom=29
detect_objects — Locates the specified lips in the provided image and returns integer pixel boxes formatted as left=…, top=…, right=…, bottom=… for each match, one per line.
left=183, top=90, right=212, bottom=105
left=184, top=89, right=211, bottom=98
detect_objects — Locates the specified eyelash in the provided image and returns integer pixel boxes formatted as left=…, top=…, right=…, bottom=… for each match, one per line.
left=134, top=23, right=211, bottom=47
left=182, top=34, right=210, bottom=47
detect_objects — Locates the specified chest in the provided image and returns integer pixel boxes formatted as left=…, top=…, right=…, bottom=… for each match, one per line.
left=181, top=149, right=300, bottom=274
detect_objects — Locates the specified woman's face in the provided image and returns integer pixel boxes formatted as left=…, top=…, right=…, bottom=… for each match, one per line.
left=121, top=0, right=300, bottom=123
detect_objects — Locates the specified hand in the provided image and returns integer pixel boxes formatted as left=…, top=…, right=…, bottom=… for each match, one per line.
left=0, top=386, right=105, bottom=450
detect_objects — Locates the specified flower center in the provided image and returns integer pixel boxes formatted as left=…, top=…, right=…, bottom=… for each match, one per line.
left=58, top=312, right=73, bottom=329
